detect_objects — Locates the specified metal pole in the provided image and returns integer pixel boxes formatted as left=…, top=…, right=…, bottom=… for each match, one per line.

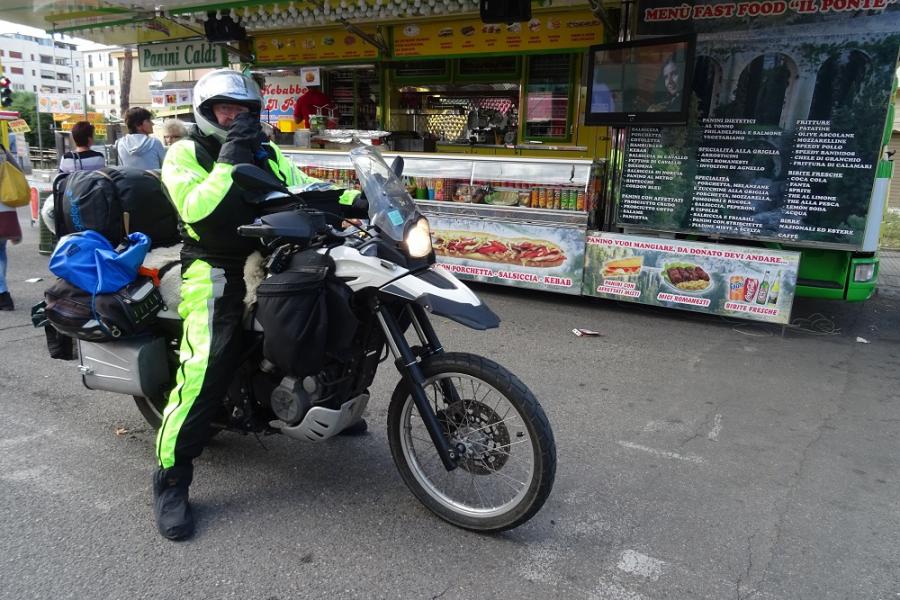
left=35, top=95, right=43, bottom=169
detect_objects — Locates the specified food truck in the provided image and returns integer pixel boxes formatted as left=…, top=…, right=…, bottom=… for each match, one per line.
left=7, top=0, right=898, bottom=325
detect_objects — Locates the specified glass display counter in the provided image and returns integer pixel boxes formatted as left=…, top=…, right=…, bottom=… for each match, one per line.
left=282, top=150, right=606, bottom=295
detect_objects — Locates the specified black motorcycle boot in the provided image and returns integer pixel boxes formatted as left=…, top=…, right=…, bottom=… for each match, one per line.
left=0, top=292, right=13, bottom=311
left=152, top=465, right=194, bottom=540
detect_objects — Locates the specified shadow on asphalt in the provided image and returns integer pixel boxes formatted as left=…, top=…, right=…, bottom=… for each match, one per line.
left=467, top=280, right=900, bottom=345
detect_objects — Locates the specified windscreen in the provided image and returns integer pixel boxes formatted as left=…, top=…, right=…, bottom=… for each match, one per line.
left=350, top=144, right=422, bottom=242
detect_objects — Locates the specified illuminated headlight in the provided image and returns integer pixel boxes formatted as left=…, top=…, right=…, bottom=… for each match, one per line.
left=854, top=263, right=876, bottom=282
left=405, top=218, right=433, bottom=258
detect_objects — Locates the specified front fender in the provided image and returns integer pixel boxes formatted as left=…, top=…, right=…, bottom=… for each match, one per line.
left=380, top=266, right=500, bottom=330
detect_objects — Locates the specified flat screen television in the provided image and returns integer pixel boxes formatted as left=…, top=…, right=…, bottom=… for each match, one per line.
left=585, top=34, right=695, bottom=126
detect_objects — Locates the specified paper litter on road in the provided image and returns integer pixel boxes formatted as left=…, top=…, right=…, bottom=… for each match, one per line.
left=572, top=328, right=603, bottom=337
left=25, top=277, right=43, bottom=283
left=855, top=336, right=870, bottom=344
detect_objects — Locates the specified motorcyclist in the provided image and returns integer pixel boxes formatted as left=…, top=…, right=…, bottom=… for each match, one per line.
left=154, top=69, right=365, bottom=541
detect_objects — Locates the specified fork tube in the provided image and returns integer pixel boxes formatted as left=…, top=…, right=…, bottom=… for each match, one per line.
left=406, top=304, right=462, bottom=405
left=376, top=305, right=457, bottom=471
left=405, top=304, right=444, bottom=355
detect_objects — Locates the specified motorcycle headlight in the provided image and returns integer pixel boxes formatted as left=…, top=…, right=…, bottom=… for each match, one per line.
left=405, top=218, right=433, bottom=258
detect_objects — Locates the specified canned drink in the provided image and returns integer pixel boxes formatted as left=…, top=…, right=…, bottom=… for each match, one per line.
left=566, top=189, right=576, bottom=210
left=743, top=278, right=759, bottom=303
left=538, top=188, right=547, bottom=209
left=576, top=190, right=586, bottom=211
left=728, top=276, right=744, bottom=301
left=530, top=188, right=539, bottom=207
left=552, top=189, right=561, bottom=210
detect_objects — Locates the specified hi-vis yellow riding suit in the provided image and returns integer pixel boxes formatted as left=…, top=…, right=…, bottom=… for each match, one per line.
left=158, top=133, right=361, bottom=468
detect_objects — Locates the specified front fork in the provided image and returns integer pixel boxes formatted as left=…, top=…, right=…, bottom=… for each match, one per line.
left=376, top=303, right=459, bottom=471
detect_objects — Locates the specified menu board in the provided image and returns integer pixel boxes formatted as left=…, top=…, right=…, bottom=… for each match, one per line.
left=429, top=216, right=586, bottom=295
left=8, top=119, right=30, bottom=134
left=37, top=93, right=84, bottom=115
left=618, top=2, right=900, bottom=248
left=582, top=232, right=800, bottom=324
left=254, top=28, right=378, bottom=64
left=393, top=10, right=602, bottom=58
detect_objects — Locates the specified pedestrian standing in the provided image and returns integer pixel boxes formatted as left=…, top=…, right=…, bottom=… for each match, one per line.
left=115, top=107, right=166, bottom=169
left=0, top=149, right=24, bottom=311
left=58, top=121, right=106, bottom=173
left=160, top=119, right=189, bottom=147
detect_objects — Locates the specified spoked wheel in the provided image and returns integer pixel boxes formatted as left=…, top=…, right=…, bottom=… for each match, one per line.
left=388, top=352, right=556, bottom=532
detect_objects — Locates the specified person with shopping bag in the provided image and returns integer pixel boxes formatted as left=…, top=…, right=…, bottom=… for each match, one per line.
left=0, top=144, right=29, bottom=311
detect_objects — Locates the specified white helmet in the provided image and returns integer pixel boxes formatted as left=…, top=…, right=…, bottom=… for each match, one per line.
left=192, top=69, right=263, bottom=143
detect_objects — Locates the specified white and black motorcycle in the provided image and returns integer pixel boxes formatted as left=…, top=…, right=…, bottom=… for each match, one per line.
left=79, top=145, right=556, bottom=532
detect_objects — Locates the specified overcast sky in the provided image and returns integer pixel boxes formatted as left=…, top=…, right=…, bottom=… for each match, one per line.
left=0, top=19, right=108, bottom=50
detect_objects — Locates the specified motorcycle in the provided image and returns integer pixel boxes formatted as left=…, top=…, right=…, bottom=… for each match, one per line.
left=76, top=144, right=556, bottom=532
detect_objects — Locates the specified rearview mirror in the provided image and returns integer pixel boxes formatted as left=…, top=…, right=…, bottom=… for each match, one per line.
left=390, top=156, right=404, bottom=178
left=232, top=164, right=287, bottom=194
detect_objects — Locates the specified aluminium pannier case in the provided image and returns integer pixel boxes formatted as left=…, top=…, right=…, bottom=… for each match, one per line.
left=78, top=336, right=171, bottom=398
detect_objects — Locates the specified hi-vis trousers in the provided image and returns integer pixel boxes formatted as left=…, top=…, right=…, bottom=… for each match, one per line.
left=155, top=257, right=246, bottom=469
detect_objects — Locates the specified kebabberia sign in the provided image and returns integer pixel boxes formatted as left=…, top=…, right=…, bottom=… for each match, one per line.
left=138, top=41, right=226, bottom=72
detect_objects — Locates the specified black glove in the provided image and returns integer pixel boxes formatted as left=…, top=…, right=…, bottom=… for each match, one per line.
left=219, top=112, right=263, bottom=165
left=352, top=192, right=368, bottom=213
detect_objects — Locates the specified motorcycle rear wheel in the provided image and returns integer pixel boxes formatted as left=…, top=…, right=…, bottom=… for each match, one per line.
left=387, top=352, right=556, bottom=532
left=133, top=395, right=166, bottom=429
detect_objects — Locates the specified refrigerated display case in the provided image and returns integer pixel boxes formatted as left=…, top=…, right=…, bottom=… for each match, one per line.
left=282, top=150, right=606, bottom=295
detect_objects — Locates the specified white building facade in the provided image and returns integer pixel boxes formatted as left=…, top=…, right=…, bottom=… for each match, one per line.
left=82, top=47, right=122, bottom=117
left=0, top=33, right=84, bottom=96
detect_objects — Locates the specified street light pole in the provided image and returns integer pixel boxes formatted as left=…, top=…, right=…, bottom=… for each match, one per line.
left=35, top=94, right=43, bottom=168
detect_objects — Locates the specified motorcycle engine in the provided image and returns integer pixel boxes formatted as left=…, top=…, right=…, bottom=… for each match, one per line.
left=269, top=376, right=319, bottom=425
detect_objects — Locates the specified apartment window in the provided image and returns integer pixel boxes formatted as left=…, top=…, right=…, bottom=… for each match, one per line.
left=11, top=67, right=24, bottom=75
left=90, top=93, right=95, bottom=105
left=89, top=73, right=94, bottom=86
left=9, top=51, right=22, bottom=59
left=108, top=54, right=113, bottom=67
left=32, top=70, right=36, bottom=76
left=0, top=50, right=4, bottom=56
left=32, top=85, right=36, bottom=92
left=88, top=55, right=92, bottom=68
left=109, top=73, right=115, bottom=86
left=40, top=54, right=53, bottom=64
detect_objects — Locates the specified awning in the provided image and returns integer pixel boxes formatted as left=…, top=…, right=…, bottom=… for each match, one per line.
left=2, top=0, right=589, bottom=48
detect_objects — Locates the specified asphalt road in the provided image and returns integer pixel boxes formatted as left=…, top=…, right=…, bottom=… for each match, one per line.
left=1, top=211, right=898, bottom=600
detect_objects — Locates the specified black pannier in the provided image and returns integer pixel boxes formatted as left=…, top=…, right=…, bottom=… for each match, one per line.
left=44, top=276, right=165, bottom=342
left=53, top=167, right=180, bottom=249
left=255, top=251, right=358, bottom=377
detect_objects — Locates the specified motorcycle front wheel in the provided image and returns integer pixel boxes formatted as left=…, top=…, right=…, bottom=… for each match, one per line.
left=387, top=352, right=556, bottom=532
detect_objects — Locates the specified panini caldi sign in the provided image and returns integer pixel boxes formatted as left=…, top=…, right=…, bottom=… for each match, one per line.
left=138, top=41, right=226, bottom=72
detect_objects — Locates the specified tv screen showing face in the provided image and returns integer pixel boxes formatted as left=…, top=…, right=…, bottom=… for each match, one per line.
left=585, top=35, right=695, bottom=126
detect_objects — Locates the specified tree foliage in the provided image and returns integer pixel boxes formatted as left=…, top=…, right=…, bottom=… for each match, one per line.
left=9, top=92, right=53, bottom=148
